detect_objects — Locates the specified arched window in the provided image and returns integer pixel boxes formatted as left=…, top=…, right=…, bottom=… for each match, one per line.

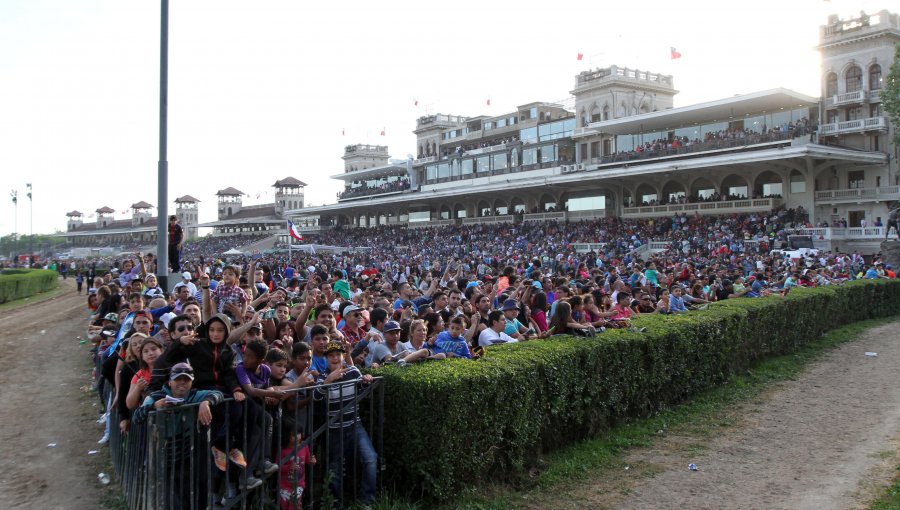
left=845, top=66, right=862, bottom=93
left=602, top=105, right=610, bottom=121
left=869, top=64, right=882, bottom=90
left=825, top=73, right=837, bottom=96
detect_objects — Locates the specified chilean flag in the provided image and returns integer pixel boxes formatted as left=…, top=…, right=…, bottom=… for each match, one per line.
left=287, top=220, right=304, bottom=241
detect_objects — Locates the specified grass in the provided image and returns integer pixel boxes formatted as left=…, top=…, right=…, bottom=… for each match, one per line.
left=869, top=467, right=900, bottom=510
left=373, top=316, right=898, bottom=510
left=0, top=277, right=69, bottom=312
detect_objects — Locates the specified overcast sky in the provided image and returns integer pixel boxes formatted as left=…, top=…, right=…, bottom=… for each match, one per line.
left=0, top=0, right=889, bottom=237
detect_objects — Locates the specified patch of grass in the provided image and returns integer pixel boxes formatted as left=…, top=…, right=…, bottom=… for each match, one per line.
left=0, top=278, right=70, bottom=312
left=869, top=465, right=900, bottom=510
left=384, top=315, right=898, bottom=510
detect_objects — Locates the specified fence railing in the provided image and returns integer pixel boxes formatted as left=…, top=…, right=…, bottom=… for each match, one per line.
left=99, top=359, right=385, bottom=510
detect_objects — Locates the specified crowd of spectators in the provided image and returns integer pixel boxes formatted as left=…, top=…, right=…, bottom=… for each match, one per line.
left=180, top=233, right=271, bottom=261
left=338, top=178, right=410, bottom=200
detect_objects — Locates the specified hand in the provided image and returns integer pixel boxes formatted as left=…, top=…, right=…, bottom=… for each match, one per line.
left=120, top=419, right=130, bottom=434
left=264, top=397, right=279, bottom=406
left=233, top=391, right=246, bottom=402
left=199, top=273, right=210, bottom=287
left=324, top=368, right=346, bottom=383
left=153, top=398, right=173, bottom=409
left=197, top=401, right=212, bottom=426
left=134, top=378, right=148, bottom=391
left=180, top=331, right=198, bottom=346
left=361, top=374, right=374, bottom=384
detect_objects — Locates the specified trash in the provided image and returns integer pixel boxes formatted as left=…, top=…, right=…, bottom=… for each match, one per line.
left=864, top=352, right=877, bottom=357
left=47, top=443, right=57, bottom=448
left=88, top=450, right=99, bottom=455
left=79, top=340, right=86, bottom=345
left=624, top=466, right=630, bottom=471
left=98, top=472, right=110, bottom=485
left=40, top=330, right=46, bottom=335
left=688, top=463, right=698, bottom=471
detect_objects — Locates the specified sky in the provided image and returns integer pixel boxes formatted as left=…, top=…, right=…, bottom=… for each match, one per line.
left=0, top=0, right=891, bottom=237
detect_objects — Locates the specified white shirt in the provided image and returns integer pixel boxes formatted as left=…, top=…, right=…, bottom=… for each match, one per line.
left=478, top=328, right=518, bottom=347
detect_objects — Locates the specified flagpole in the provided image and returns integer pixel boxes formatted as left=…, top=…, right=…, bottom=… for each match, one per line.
left=287, top=220, right=291, bottom=263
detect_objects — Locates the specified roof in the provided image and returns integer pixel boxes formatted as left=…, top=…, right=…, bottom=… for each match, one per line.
left=66, top=210, right=83, bottom=217
left=67, top=217, right=159, bottom=233
left=96, top=206, right=115, bottom=214
left=175, top=195, right=201, bottom=203
left=131, top=201, right=153, bottom=209
left=576, top=88, right=818, bottom=137
left=273, top=177, right=307, bottom=187
left=220, top=205, right=277, bottom=221
left=216, top=187, right=245, bottom=196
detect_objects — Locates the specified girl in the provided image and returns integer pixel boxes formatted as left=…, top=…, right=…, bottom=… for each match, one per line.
left=116, top=332, right=148, bottom=434
left=278, top=419, right=315, bottom=510
left=125, top=337, right=164, bottom=410
left=547, top=301, right=587, bottom=336
left=530, top=291, right=549, bottom=333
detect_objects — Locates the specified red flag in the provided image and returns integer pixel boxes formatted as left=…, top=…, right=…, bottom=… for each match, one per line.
left=486, top=98, right=491, bottom=106
left=380, top=127, right=385, bottom=136
left=670, top=47, right=682, bottom=59
left=577, top=52, right=583, bottom=61
left=414, top=99, right=418, bottom=106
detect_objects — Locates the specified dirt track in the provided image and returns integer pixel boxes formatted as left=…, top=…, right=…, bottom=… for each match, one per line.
left=0, top=279, right=107, bottom=509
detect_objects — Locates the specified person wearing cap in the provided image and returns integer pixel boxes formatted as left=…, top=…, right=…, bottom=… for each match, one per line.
left=364, top=320, right=410, bottom=368
left=155, top=312, right=178, bottom=343
left=142, top=273, right=165, bottom=300
left=314, top=341, right=377, bottom=507
left=500, top=299, right=530, bottom=340
left=339, top=304, right=366, bottom=345
left=178, top=271, right=198, bottom=297
left=133, top=362, right=223, bottom=509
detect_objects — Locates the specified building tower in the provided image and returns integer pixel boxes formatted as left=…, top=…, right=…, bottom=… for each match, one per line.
left=95, top=206, right=114, bottom=229
left=175, top=195, right=200, bottom=239
left=131, top=201, right=153, bottom=227
left=341, top=144, right=391, bottom=174
left=216, top=187, right=244, bottom=220
left=274, top=177, right=307, bottom=216
left=66, top=211, right=83, bottom=232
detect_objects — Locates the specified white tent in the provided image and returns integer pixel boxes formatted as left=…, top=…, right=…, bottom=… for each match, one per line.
left=223, top=248, right=243, bottom=255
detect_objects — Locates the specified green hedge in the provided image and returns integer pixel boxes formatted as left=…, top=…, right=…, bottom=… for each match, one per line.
left=374, top=280, right=900, bottom=501
left=0, top=269, right=59, bottom=304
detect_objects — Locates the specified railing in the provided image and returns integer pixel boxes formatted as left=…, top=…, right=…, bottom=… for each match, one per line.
left=819, top=116, right=886, bottom=135
left=622, top=198, right=783, bottom=218
left=100, top=357, right=385, bottom=510
left=826, top=89, right=866, bottom=106
left=461, top=215, right=515, bottom=225
left=814, top=186, right=900, bottom=202
left=869, top=89, right=881, bottom=102
left=407, top=219, right=459, bottom=228
left=522, top=212, right=567, bottom=222
left=786, top=226, right=888, bottom=240
left=572, top=242, right=608, bottom=253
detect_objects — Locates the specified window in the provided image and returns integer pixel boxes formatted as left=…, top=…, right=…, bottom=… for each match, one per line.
left=492, top=153, right=507, bottom=170
left=522, top=148, right=538, bottom=166
left=590, top=141, right=600, bottom=159
left=826, top=73, right=838, bottom=96
left=848, top=171, right=865, bottom=189
left=847, top=107, right=862, bottom=121
left=845, top=66, right=862, bottom=93
left=826, top=110, right=839, bottom=124
left=539, top=145, right=557, bottom=164
left=408, top=211, right=431, bottom=223
left=476, top=156, right=491, bottom=173
left=461, top=159, right=474, bottom=175
left=790, top=171, right=806, bottom=194
left=520, top=127, right=538, bottom=143
left=869, top=64, right=882, bottom=90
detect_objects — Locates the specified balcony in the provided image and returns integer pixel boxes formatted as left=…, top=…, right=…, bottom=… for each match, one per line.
left=815, top=186, right=900, bottom=204
left=819, top=116, right=886, bottom=136
left=461, top=215, right=515, bottom=225
left=825, top=90, right=866, bottom=107
left=622, top=198, right=783, bottom=218
left=521, top=210, right=605, bottom=222
left=786, top=227, right=890, bottom=240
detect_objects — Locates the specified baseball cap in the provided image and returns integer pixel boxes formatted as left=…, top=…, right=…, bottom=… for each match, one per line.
left=343, top=305, right=361, bottom=315
left=532, top=281, right=543, bottom=290
left=466, top=281, right=481, bottom=289
left=158, top=312, right=177, bottom=327
left=182, top=271, right=192, bottom=280
left=103, top=313, right=119, bottom=323
left=324, top=341, right=345, bottom=354
left=383, top=320, right=401, bottom=332
left=501, top=299, right=519, bottom=311
left=169, top=362, right=195, bottom=381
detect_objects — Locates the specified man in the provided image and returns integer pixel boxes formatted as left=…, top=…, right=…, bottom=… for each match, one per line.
left=176, top=271, right=198, bottom=297
left=478, top=310, right=519, bottom=347
left=500, top=299, right=530, bottom=339
left=172, top=284, right=193, bottom=314
left=147, top=314, right=196, bottom=392
left=365, top=320, right=409, bottom=367
left=168, top=215, right=184, bottom=273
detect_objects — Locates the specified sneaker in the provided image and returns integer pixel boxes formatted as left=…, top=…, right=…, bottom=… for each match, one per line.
left=238, top=475, right=262, bottom=491
left=96, top=413, right=108, bottom=425
left=228, top=448, right=247, bottom=469
left=261, top=460, right=279, bottom=475
left=97, top=433, right=109, bottom=445
left=211, top=447, right=227, bottom=471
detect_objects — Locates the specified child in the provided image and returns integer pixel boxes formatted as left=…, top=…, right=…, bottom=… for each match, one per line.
left=125, top=336, right=164, bottom=410
left=76, top=272, right=84, bottom=294
left=236, top=339, right=284, bottom=477
left=431, top=316, right=473, bottom=359
left=278, top=418, right=315, bottom=510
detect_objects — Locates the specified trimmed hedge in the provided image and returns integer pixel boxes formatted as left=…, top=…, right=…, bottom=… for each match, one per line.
left=0, top=269, right=59, bottom=304
left=374, top=280, right=900, bottom=501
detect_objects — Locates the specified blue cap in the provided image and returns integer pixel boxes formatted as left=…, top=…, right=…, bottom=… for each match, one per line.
left=532, top=280, right=543, bottom=290
left=383, top=320, right=401, bottom=332
left=501, top=299, right=519, bottom=311
left=466, top=281, right=481, bottom=289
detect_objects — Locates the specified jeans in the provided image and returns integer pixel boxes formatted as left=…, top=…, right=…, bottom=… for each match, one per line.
left=326, top=422, right=377, bottom=506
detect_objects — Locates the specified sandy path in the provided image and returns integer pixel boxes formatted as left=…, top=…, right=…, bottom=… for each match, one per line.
left=584, top=320, right=900, bottom=510
left=0, top=279, right=107, bottom=509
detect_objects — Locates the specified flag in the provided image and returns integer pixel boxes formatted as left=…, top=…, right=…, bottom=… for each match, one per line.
left=380, top=127, right=385, bottom=136
left=414, top=99, right=419, bottom=106
left=577, top=52, right=583, bottom=61
left=486, top=98, right=491, bottom=106
left=342, top=128, right=345, bottom=136
left=670, top=47, right=682, bottom=59
left=287, top=220, right=304, bottom=241
left=256, top=193, right=261, bottom=199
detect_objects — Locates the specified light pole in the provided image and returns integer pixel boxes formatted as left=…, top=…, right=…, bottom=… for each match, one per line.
left=9, top=190, right=17, bottom=263
left=26, top=183, right=32, bottom=260
left=156, top=0, right=170, bottom=291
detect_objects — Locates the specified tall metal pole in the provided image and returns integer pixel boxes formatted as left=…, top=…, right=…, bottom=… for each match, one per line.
left=26, top=183, right=32, bottom=259
left=9, top=190, right=17, bottom=264
left=156, top=0, right=170, bottom=291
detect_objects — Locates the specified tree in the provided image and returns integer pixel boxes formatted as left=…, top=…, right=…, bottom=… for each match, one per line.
left=883, top=43, right=900, bottom=146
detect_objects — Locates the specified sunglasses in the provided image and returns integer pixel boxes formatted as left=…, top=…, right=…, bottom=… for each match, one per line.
left=176, top=324, right=194, bottom=333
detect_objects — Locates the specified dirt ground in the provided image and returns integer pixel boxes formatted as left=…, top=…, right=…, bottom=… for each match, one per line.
left=552, top=320, right=900, bottom=510
left=0, top=278, right=109, bottom=509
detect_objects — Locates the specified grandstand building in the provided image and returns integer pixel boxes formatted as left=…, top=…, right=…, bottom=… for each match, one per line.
left=59, top=199, right=201, bottom=250
left=289, top=9, right=898, bottom=254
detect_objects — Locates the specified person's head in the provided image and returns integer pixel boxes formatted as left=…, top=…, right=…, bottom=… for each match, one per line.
left=168, top=362, right=194, bottom=398
left=291, top=341, right=312, bottom=373
left=222, top=265, right=240, bottom=285
left=265, top=348, right=289, bottom=380
left=502, top=299, right=519, bottom=319
left=447, top=316, right=466, bottom=338
left=130, top=279, right=143, bottom=294
left=488, top=310, right=506, bottom=332
left=175, top=285, right=191, bottom=302
left=275, top=302, right=291, bottom=322
left=139, top=336, right=164, bottom=370
left=315, top=304, right=335, bottom=329
left=423, top=312, right=443, bottom=337
left=671, top=285, right=684, bottom=297
left=124, top=333, right=149, bottom=363
left=122, top=259, right=134, bottom=273
left=369, top=307, right=389, bottom=330
left=475, top=294, right=492, bottom=313
left=244, top=322, right=264, bottom=343
left=432, top=292, right=448, bottom=310
left=448, top=289, right=462, bottom=309
left=409, top=319, right=427, bottom=344
left=128, top=293, right=144, bottom=311
left=383, top=320, right=401, bottom=345
left=168, top=215, right=178, bottom=225
left=243, top=339, right=268, bottom=371
left=182, top=301, right=202, bottom=326
left=310, top=325, right=329, bottom=355
left=324, top=341, right=345, bottom=369
left=168, top=314, right=193, bottom=341
left=205, top=314, right=232, bottom=344
left=132, top=311, right=153, bottom=335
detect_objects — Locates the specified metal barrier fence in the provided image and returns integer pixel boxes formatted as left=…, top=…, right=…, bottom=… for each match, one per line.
left=98, top=358, right=384, bottom=510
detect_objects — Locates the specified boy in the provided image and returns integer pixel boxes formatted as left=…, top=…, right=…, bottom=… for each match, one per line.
left=432, top=316, right=473, bottom=359
left=236, top=340, right=284, bottom=477
left=209, top=265, right=249, bottom=318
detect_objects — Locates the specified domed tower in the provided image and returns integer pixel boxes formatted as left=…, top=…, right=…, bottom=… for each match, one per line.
left=66, top=210, right=83, bottom=232
left=273, top=177, right=306, bottom=217
left=131, top=201, right=153, bottom=227
left=175, top=195, right=200, bottom=239
left=216, top=187, right=244, bottom=220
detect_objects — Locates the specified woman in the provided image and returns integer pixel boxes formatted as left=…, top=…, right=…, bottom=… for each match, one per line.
left=582, top=294, right=617, bottom=328
left=547, top=301, right=589, bottom=336
left=116, top=332, right=149, bottom=434
left=124, top=336, right=164, bottom=410
left=422, top=312, right=444, bottom=340
left=530, top=291, right=549, bottom=333
left=401, top=320, right=444, bottom=362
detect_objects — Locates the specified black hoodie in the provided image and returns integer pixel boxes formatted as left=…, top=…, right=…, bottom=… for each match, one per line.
left=164, top=314, right=241, bottom=395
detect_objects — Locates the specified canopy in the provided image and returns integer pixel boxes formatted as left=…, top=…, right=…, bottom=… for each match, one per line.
left=223, top=248, right=244, bottom=255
